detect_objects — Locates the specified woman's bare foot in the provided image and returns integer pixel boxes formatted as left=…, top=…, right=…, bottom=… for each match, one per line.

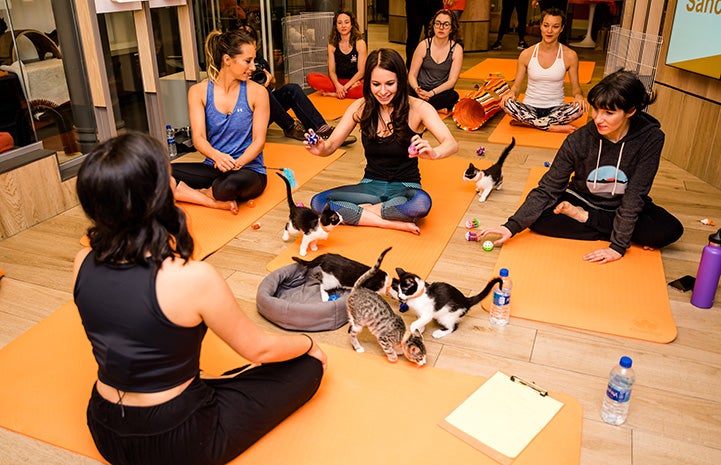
left=320, top=91, right=338, bottom=98
left=642, top=245, right=656, bottom=251
left=547, top=124, right=577, bottom=133
left=553, top=201, right=588, bottom=223
left=199, top=188, right=239, bottom=214
left=358, top=204, right=421, bottom=235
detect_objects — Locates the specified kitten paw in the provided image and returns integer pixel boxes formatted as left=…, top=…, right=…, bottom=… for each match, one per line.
left=432, top=329, right=451, bottom=338
left=310, top=244, right=318, bottom=251
left=354, top=346, right=365, bottom=353
left=299, top=249, right=308, bottom=256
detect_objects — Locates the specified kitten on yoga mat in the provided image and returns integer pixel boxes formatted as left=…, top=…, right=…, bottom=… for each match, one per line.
left=346, top=247, right=427, bottom=366
left=292, top=253, right=392, bottom=301
left=278, top=172, right=343, bottom=256
left=463, top=137, right=516, bottom=202
left=391, top=269, right=503, bottom=338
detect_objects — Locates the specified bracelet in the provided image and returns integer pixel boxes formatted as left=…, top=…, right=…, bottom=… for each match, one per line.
left=432, top=90, right=436, bottom=96
left=301, top=334, right=314, bottom=355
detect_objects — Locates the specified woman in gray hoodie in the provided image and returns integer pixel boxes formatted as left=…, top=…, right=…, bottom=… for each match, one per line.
left=481, top=70, right=683, bottom=264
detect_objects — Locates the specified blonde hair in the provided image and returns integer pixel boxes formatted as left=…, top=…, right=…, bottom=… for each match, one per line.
left=204, top=29, right=256, bottom=83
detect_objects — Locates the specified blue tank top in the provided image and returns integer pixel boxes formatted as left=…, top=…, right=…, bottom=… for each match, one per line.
left=74, top=254, right=207, bottom=393
left=203, top=80, right=265, bottom=174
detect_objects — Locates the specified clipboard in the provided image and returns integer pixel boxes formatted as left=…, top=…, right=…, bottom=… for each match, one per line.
left=439, top=371, right=564, bottom=465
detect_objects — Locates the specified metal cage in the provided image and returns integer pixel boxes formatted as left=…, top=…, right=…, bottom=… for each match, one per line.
left=604, top=25, right=663, bottom=95
left=282, top=12, right=335, bottom=90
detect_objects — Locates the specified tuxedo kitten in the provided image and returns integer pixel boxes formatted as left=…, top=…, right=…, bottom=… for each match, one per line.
left=292, top=253, right=391, bottom=301
left=346, top=247, right=426, bottom=366
left=463, top=137, right=515, bottom=202
left=278, top=172, right=342, bottom=256
left=393, top=268, right=503, bottom=338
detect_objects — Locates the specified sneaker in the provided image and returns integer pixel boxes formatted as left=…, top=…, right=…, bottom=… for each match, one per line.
left=517, top=40, right=528, bottom=50
left=490, top=41, right=503, bottom=51
left=283, top=119, right=306, bottom=141
left=316, top=126, right=357, bottom=146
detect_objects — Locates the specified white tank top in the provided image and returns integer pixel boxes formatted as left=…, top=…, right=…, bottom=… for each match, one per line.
left=522, top=44, right=566, bottom=108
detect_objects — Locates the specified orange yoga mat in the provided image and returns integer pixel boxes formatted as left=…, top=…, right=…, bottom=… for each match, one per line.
left=487, top=96, right=588, bottom=149
left=267, top=157, right=485, bottom=279
left=175, top=143, right=343, bottom=259
left=460, top=58, right=596, bottom=84
left=482, top=166, right=677, bottom=343
left=292, top=91, right=357, bottom=122
left=0, top=301, right=583, bottom=465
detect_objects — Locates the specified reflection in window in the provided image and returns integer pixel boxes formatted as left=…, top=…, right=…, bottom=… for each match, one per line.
left=0, top=0, right=96, bottom=165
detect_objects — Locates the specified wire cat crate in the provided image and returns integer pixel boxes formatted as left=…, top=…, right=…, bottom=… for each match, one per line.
left=604, top=25, right=663, bottom=96
left=282, top=12, right=335, bottom=90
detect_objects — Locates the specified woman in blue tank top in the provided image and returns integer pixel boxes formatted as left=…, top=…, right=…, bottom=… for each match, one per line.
left=306, top=48, right=458, bottom=235
left=172, top=29, right=269, bottom=213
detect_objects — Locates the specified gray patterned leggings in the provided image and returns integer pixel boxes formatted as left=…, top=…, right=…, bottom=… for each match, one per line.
left=504, top=99, right=584, bottom=130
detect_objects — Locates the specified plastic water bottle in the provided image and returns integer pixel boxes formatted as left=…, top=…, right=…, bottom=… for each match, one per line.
left=489, top=268, right=511, bottom=326
left=690, top=228, right=721, bottom=309
left=166, top=125, right=177, bottom=157
left=601, top=356, right=635, bottom=425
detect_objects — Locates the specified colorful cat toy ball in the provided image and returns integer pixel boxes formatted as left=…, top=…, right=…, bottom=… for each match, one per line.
left=482, top=240, right=494, bottom=251
left=251, top=222, right=261, bottom=230
left=476, top=146, right=486, bottom=156
left=465, top=231, right=480, bottom=242
left=305, top=130, right=320, bottom=145
left=408, top=144, right=419, bottom=155
left=544, top=161, right=551, bottom=167
left=465, top=218, right=480, bottom=229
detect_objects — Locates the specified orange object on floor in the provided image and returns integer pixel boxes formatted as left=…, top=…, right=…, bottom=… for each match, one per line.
left=488, top=95, right=588, bottom=149
left=0, top=301, right=583, bottom=465
left=460, top=58, right=596, bottom=84
left=290, top=91, right=357, bottom=122
left=482, top=166, right=677, bottom=343
left=267, top=157, right=488, bottom=279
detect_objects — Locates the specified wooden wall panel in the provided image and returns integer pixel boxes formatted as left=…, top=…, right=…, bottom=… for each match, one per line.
left=0, top=157, right=78, bottom=239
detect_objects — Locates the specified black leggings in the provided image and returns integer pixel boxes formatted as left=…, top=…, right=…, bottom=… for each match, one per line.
left=529, top=191, right=684, bottom=249
left=87, top=356, right=323, bottom=465
left=172, top=162, right=267, bottom=202
left=410, top=88, right=459, bottom=112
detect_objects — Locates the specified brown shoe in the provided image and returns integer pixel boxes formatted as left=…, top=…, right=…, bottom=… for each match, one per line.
left=283, top=119, right=306, bottom=141
left=316, top=126, right=356, bottom=146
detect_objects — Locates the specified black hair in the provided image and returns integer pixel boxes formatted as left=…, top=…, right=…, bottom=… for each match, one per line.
left=427, top=9, right=460, bottom=41
left=587, top=69, right=655, bottom=113
left=358, top=48, right=410, bottom=143
left=77, top=132, right=194, bottom=268
left=541, top=7, right=567, bottom=27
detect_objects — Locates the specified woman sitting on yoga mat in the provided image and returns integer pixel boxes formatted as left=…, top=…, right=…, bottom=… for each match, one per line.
left=408, top=9, right=464, bottom=113
left=500, top=8, right=586, bottom=133
left=73, top=132, right=326, bottom=465
left=172, top=28, right=269, bottom=214
left=480, top=70, right=684, bottom=264
left=305, top=48, right=458, bottom=235
left=306, top=10, right=367, bottom=100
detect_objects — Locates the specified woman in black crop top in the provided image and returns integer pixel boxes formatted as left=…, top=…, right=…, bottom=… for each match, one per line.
left=73, top=133, right=326, bottom=465
left=306, top=48, right=458, bottom=234
left=306, top=10, right=367, bottom=99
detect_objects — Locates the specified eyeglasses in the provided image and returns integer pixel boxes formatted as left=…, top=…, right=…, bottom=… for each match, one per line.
left=434, top=21, right=451, bottom=29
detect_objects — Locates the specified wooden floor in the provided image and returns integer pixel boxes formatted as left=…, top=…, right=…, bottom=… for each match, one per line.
left=1, top=24, right=721, bottom=465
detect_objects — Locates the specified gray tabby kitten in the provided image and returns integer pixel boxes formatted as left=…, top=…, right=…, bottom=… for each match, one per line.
left=346, top=247, right=427, bottom=366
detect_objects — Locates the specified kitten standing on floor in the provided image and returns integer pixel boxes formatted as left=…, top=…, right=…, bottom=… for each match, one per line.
left=278, top=172, right=342, bottom=256
left=392, top=268, right=503, bottom=338
left=463, top=137, right=516, bottom=202
left=292, top=253, right=392, bottom=301
left=346, top=247, right=426, bottom=366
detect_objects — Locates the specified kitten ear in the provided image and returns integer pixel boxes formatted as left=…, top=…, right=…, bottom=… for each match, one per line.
left=413, top=328, right=423, bottom=338
left=395, top=267, right=405, bottom=276
left=322, top=203, right=331, bottom=212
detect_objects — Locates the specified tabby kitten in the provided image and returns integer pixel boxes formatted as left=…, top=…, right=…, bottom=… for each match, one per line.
left=463, top=137, right=515, bottom=202
left=278, top=172, right=342, bottom=256
left=292, top=253, right=391, bottom=301
left=346, top=247, right=426, bottom=366
left=393, top=268, right=503, bottom=338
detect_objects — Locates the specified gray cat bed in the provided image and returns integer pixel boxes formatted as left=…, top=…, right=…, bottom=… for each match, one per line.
left=256, top=263, right=349, bottom=331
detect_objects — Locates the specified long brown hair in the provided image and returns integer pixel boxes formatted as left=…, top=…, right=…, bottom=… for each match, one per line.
left=329, top=10, right=363, bottom=48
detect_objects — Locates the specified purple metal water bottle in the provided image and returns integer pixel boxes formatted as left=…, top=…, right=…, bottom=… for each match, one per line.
left=690, top=229, right=721, bottom=309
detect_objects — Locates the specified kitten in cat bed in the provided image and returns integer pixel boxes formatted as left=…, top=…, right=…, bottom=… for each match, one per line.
left=391, top=268, right=503, bottom=338
left=278, top=172, right=342, bottom=256
left=292, top=253, right=392, bottom=301
left=346, top=247, right=426, bottom=366
left=463, top=137, right=515, bottom=202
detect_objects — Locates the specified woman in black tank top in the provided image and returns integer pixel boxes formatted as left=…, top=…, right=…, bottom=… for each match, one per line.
left=304, top=48, right=458, bottom=235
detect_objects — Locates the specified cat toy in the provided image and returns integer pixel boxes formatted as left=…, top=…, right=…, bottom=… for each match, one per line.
left=265, top=167, right=298, bottom=189
left=476, top=146, right=486, bottom=156
left=465, top=231, right=480, bottom=241
left=305, top=129, right=320, bottom=146
left=408, top=144, right=419, bottom=155
left=465, top=218, right=480, bottom=229
left=452, top=76, right=511, bottom=131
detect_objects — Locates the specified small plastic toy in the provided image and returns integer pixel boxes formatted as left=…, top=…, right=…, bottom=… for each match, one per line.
left=251, top=222, right=261, bottom=230
left=476, top=146, right=486, bottom=156
left=247, top=199, right=256, bottom=208
left=700, top=218, right=717, bottom=226
left=399, top=302, right=409, bottom=312
left=305, top=129, right=320, bottom=145
left=328, top=294, right=340, bottom=301
left=465, top=218, right=480, bottom=229
left=296, top=202, right=305, bottom=208
left=408, top=143, right=419, bottom=155
left=465, top=231, right=481, bottom=242
left=482, top=240, right=494, bottom=251
left=543, top=161, right=551, bottom=168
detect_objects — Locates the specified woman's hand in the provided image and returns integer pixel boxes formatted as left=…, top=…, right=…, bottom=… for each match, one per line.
left=307, top=342, right=328, bottom=371
left=501, top=92, right=515, bottom=107
left=304, top=131, right=328, bottom=156
left=583, top=247, right=622, bottom=264
left=408, top=134, right=436, bottom=159
left=479, top=226, right=513, bottom=246
left=416, top=88, right=432, bottom=101
left=574, top=95, right=588, bottom=114
left=214, top=153, right=237, bottom=172
left=335, top=82, right=347, bottom=99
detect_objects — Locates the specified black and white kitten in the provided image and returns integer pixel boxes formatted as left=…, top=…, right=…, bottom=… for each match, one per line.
left=292, top=253, right=391, bottom=301
left=463, top=137, right=515, bottom=202
left=277, top=172, right=342, bottom=256
left=346, top=247, right=427, bottom=366
left=393, top=268, right=503, bottom=338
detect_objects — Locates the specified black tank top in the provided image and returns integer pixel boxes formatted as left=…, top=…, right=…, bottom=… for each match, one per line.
left=362, top=128, right=422, bottom=183
left=334, top=43, right=359, bottom=80
left=74, top=254, right=207, bottom=392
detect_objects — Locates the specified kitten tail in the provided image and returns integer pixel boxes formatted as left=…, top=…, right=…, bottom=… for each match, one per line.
left=353, top=247, right=392, bottom=290
left=466, top=277, right=504, bottom=307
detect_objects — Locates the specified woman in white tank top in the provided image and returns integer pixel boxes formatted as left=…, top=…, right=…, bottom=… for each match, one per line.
left=500, top=8, right=586, bottom=133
